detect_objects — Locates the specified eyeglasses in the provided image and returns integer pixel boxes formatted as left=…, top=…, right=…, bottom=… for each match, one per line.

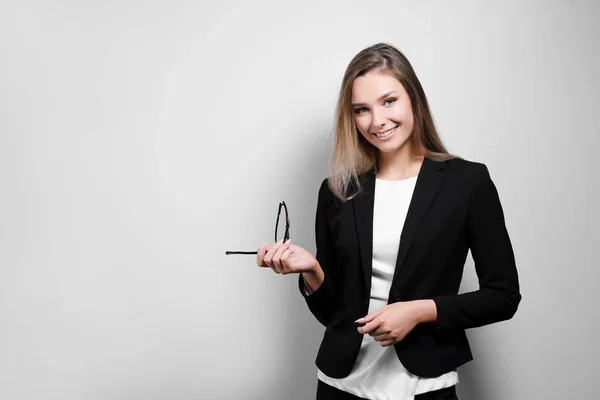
left=225, top=201, right=290, bottom=255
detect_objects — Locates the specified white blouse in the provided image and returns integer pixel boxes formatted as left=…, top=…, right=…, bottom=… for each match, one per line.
left=317, top=176, right=459, bottom=400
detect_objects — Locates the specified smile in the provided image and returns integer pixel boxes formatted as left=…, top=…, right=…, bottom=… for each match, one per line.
left=373, top=126, right=398, bottom=138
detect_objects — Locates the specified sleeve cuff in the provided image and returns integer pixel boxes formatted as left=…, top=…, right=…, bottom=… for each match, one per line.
left=302, top=276, right=314, bottom=296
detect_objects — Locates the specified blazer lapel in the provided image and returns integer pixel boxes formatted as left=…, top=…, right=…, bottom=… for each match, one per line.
left=390, top=158, right=448, bottom=290
left=352, top=167, right=377, bottom=291
left=352, top=158, right=448, bottom=294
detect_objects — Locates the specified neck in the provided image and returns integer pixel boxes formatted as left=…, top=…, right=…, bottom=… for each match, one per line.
left=376, top=144, right=425, bottom=180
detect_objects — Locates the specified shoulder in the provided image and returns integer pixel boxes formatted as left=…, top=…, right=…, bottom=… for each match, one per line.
left=318, top=175, right=355, bottom=208
left=317, top=177, right=335, bottom=207
left=319, top=177, right=333, bottom=195
left=443, top=156, right=492, bottom=184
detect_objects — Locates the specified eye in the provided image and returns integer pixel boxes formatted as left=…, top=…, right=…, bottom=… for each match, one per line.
left=353, top=98, right=396, bottom=114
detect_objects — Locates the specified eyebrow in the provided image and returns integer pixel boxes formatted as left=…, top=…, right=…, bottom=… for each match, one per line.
left=352, top=91, right=397, bottom=108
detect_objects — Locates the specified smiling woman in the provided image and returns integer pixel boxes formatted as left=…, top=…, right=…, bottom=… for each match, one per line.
left=256, top=42, right=521, bottom=400
left=330, top=43, right=456, bottom=197
left=353, top=77, right=412, bottom=150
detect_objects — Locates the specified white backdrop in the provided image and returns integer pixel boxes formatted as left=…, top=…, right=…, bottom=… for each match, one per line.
left=1, top=1, right=598, bottom=399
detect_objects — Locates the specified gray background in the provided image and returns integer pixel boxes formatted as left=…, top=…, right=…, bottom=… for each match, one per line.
left=1, top=1, right=598, bottom=399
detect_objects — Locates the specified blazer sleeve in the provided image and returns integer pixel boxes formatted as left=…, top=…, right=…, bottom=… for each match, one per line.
left=433, top=163, right=522, bottom=329
left=298, top=178, right=338, bottom=327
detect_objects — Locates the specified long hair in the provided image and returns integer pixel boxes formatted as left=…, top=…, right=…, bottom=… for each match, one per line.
left=329, top=42, right=459, bottom=201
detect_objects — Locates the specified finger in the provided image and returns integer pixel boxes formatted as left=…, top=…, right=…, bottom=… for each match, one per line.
left=280, top=247, right=292, bottom=273
left=358, top=318, right=380, bottom=335
left=264, top=240, right=283, bottom=273
left=273, top=239, right=291, bottom=273
left=372, top=333, right=391, bottom=342
left=355, top=308, right=383, bottom=325
left=368, top=324, right=389, bottom=337
left=380, top=339, right=396, bottom=347
left=256, top=243, right=267, bottom=267
left=370, top=320, right=391, bottom=337
left=368, top=326, right=385, bottom=337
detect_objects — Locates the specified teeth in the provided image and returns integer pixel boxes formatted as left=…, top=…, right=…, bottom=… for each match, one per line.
left=375, top=126, right=397, bottom=138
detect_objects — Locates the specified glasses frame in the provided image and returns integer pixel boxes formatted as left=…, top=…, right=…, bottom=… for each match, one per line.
left=225, top=201, right=290, bottom=255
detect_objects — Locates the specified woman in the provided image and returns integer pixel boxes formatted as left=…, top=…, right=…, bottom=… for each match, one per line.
left=256, top=42, right=521, bottom=400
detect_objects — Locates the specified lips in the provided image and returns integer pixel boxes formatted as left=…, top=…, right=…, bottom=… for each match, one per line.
left=373, top=126, right=398, bottom=135
left=373, top=125, right=398, bottom=138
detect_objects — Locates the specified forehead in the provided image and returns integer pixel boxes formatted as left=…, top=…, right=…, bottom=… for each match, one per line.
left=351, top=71, right=404, bottom=102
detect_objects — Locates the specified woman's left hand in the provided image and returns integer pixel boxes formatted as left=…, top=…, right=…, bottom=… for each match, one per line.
left=355, top=301, right=422, bottom=347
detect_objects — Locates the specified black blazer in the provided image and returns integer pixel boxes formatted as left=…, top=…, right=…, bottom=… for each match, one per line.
left=298, top=157, right=521, bottom=378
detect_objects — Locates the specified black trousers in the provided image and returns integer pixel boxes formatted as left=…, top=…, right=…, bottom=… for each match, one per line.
left=316, top=380, right=459, bottom=400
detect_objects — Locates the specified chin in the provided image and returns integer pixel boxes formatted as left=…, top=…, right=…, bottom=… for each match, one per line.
left=374, top=138, right=409, bottom=153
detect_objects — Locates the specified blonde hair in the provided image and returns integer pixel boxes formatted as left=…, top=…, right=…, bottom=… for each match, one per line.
left=329, top=42, right=459, bottom=201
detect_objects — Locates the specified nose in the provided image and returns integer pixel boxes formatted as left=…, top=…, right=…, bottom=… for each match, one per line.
left=371, top=108, right=388, bottom=131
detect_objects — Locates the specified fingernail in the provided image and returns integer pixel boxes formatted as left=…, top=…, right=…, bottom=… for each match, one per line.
left=277, top=239, right=283, bottom=244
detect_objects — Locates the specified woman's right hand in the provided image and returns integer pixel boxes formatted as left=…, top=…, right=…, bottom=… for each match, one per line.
left=257, top=239, right=317, bottom=275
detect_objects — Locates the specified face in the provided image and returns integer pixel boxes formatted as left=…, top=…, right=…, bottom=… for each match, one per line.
left=351, top=70, right=414, bottom=155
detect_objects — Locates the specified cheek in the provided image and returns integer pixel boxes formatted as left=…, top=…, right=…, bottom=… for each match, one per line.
left=402, top=105, right=414, bottom=125
left=354, top=119, right=369, bottom=136
left=391, top=109, right=413, bottom=133
left=393, top=104, right=411, bottom=121
left=404, top=115, right=414, bottom=134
